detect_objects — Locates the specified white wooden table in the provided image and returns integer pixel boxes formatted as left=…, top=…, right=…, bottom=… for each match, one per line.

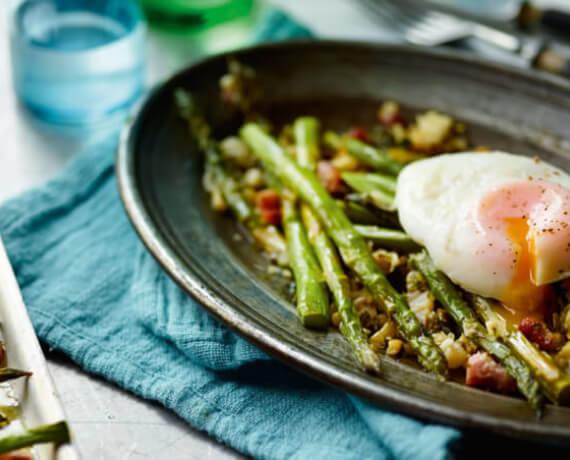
left=0, top=0, right=567, bottom=458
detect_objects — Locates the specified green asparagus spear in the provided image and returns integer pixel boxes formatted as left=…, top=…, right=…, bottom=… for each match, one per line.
left=293, top=117, right=320, bottom=170
left=354, top=225, right=420, bottom=252
left=286, top=117, right=330, bottom=328
left=323, top=131, right=403, bottom=175
left=345, top=138, right=403, bottom=176
left=470, top=294, right=570, bottom=405
left=0, top=369, right=31, bottom=382
left=336, top=200, right=401, bottom=228
left=282, top=194, right=330, bottom=329
left=241, top=123, right=446, bottom=376
left=346, top=191, right=396, bottom=212
left=294, top=117, right=379, bottom=372
left=176, top=89, right=254, bottom=225
left=323, top=130, right=342, bottom=150
left=0, top=421, right=70, bottom=454
left=341, top=171, right=397, bottom=196
left=206, top=145, right=253, bottom=223
left=302, top=206, right=380, bottom=372
left=411, top=251, right=543, bottom=409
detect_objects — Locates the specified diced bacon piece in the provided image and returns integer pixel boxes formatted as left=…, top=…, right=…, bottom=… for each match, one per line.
left=256, top=189, right=282, bottom=225
left=256, top=189, right=280, bottom=210
left=317, top=161, right=342, bottom=194
left=347, top=127, right=370, bottom=143
left=519, top=317, right=561, bottom=351
left=465, top=352, right=515, bottom=393
left=261, top=209, right=282, bottom=226
left=0, top=452, right=34, bottom=460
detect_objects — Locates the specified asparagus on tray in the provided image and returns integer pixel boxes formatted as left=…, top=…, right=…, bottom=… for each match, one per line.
left=0, top=422, right=70, bottom=455
left=0, top=369, right=31, bottom=383
left=0, top=339, right=69, bottom=455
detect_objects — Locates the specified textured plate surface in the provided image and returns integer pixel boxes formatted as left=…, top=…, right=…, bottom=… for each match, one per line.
left=117, top=41, right=570, bottom=441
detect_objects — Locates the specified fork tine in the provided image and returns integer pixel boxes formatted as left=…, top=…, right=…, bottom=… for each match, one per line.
left=422, top=10, right=464, bottom=28
left=406, top=23, right=467, bottom=46
left=362, top=1, right=407, bottom=25
left=405, top=29, right=435, bottom=45
left=358, top=0, right=470, bottom=46
left=359, top=0, right=517, bottom=51
left=358, top=0, right=425, bottom=31
left=404, top=17, right=448, bottom=40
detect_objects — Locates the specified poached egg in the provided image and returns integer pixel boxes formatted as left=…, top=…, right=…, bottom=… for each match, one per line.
left=396, top=152, right=570, bottom=317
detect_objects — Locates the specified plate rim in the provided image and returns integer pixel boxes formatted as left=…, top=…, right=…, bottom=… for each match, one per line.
left=116, top=40, right=570, bottom=442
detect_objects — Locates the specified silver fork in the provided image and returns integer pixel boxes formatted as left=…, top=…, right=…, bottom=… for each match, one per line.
left=359, top=0, right=542, bottom=60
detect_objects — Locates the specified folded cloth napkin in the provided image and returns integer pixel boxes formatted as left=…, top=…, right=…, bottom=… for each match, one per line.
left=0, top=10, right=460, bottom=460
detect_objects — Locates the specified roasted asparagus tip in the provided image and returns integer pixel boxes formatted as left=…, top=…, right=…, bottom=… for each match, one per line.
left=0, top=421, right=70, bottom=454
left=354, top=225, right=420, bottom=252
left=0, top=369, right=32, bottom=383
left=356, top=345, right=381, bottom=374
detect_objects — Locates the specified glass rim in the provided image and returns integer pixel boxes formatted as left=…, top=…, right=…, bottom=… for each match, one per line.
left=11, top=0, right=147, bottom=55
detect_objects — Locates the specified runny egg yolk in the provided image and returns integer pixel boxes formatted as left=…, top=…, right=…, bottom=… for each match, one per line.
left=476, top=178, right=570, bottom=318
left=396, top=152, right=570, bottom=318
left=501, top=217, right=548, bottom=317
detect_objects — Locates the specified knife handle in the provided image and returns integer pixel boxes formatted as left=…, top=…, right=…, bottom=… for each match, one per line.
left=541, top=9, right=570, bottom=34
left=534, top=48, right=570, bottom=79
left=518, top=2, right=570, bottom=35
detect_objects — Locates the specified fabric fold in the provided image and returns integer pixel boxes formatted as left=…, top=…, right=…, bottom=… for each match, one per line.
left=133, top=244, right=270, bottom=370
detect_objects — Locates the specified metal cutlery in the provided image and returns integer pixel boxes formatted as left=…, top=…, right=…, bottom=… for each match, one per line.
left=427, top=0, right=570, bottom=36
left=359, top=0, right=570, bottom=78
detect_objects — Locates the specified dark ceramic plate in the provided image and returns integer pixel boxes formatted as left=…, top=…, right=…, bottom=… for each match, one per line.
left=117, top=41, right=570, bottom=441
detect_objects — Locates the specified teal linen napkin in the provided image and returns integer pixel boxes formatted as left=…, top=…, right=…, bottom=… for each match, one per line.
left=0, top=10, right=460, bottom=460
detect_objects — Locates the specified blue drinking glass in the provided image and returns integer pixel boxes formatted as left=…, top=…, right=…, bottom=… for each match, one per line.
left=9, top=0, right=146, bottom=125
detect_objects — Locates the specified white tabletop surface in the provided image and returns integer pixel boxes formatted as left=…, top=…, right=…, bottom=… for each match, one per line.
left=0, top=0, right=568, bottom=458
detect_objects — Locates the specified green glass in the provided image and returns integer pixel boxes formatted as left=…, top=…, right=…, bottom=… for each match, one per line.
left=139, top=0, right=254, bottom=30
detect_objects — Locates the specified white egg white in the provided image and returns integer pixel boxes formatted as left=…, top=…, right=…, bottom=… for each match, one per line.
left=396, top=151, right=570, bottom=300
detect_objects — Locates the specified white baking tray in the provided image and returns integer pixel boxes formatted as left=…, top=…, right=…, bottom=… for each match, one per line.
left=0, top=237, right=78, bottom=459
